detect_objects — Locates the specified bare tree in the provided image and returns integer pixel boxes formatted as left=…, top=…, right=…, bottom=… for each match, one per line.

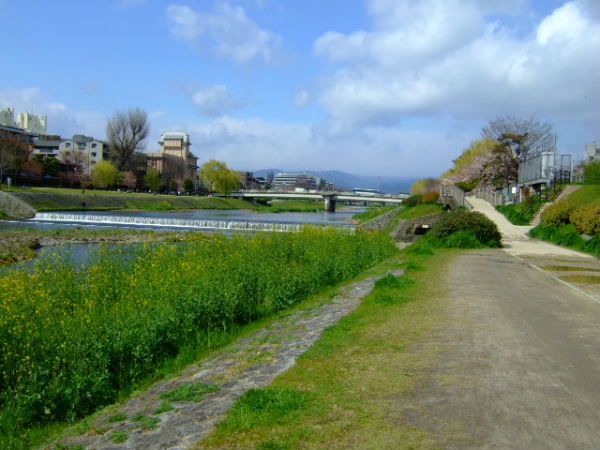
left=482, top=116, right=555, bottom=160
left=106, top=108, right=149, bottom=171
left=60, top=149, right=89, bottom=177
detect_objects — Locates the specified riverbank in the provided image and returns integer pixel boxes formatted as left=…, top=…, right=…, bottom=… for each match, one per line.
left=4, top=188, right=327, bottom=214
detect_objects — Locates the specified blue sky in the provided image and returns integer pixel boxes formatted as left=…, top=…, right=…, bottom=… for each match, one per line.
left=1, top=0, right=598, bottom=177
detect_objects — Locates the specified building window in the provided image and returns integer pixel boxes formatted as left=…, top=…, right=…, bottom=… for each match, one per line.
left=65, top=142, right=71, bottom=147
left=91, top=152, right=97, bottom=157
left=91, top=143, right=97, bottom=148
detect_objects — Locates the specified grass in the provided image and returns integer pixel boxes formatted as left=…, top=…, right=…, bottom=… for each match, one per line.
left=352, top=205, right=399, bottom=224
left=530, top=224, right=599, bottom=257
left=0, top=227, right=201, bottom=267
left=559, top=274, right=600, bottom=284
left=253, top=199, right=324, bottom=213
left=153, top=402, right=175, bottom=414
left=198, top=247, right=454, bottom=450
left=395, top=203, right=445, bottom=220
left=0, top=228, right=396, bottom=450
left=106, top=413, right=127, bottom=423
left=540, top=265, right=600, bottom=272
left=160, top=383, right=220, bottom=402
left=110, top=430, right=128, bottom=443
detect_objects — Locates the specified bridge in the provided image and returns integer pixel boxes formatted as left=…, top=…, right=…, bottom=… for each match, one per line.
left=229, top=191, right=408, bottom=212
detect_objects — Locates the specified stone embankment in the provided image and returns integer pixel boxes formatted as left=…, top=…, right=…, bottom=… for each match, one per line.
left=358, top=207, right=402, bottom=231
left=0, top=191, right=37, bottom=219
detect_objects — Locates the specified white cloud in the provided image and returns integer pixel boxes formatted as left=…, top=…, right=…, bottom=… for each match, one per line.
left=314, top=0, right=600, bottom=130
left=166, top=2, right=283, bottom=64
left=187, top=83, right=242, bottom=117
left=0, top=87, right=106, bottom=139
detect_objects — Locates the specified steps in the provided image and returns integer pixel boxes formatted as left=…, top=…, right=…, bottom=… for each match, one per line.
left=530, top=185, right=582, bottom=226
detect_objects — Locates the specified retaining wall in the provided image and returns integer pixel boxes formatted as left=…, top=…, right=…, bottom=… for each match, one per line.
left=0, top=191, right=37, bottom=219
left=392, top=213, right=447, bottom=242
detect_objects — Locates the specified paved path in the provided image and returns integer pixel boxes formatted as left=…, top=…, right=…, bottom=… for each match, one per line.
left=466, top=196, right=599, bottom=302
left=54, top=270, right=402, bottom=450
left=407, top=197, right=599, bottom=448
left=415, top=249, right=600, bottom=449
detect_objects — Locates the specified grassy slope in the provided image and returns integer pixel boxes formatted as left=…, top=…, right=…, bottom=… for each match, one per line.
left=3, top=187, right=325, bottom=213
left=352, top=205, right=399, bottom=224
left=198, top=248, right=454, bottom=450
left=381, top=203, right=445, bottom=234
left=565, top=184, right=599, bottom=206
left=529, top=185, right=600, bottom=257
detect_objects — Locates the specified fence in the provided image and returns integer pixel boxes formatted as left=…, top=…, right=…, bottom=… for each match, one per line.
left=438, top=184, right=465, bottom=210
left=472, top=185, right=506, bottom=206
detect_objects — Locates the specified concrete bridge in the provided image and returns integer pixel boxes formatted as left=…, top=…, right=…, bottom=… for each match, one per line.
left=229, top=191, right=408, bottom=212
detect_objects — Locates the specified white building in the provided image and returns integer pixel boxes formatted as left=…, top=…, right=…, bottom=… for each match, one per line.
left=586, top=142, right=600, bottom=162
left=0, top=107, right=16, bottom=127
left=17, top=112, right=47, bottom=134
left=57, top=135, right=109, bottom=173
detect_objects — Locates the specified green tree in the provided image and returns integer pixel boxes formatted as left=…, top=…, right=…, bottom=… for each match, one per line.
left=91, top=160, right=120, bottom=189
left=145, top=168, right=161, bottom=192
left=0, top=136, right=30, bottom=189
left=183, top=177, right=194, bottom=193
left=200, top=160, right=241, bottom=195
left=411, top=178, right=440, bottom=196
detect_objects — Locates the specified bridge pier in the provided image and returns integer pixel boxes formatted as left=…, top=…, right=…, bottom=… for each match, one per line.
left=324, top=196, right=336, bottom=212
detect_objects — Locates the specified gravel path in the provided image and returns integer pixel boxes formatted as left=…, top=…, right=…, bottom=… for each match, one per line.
left=53, top=270, right=402, bottom=450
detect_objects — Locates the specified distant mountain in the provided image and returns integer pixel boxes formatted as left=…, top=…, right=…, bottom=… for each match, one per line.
left=253, top=169, right=416, bottom=194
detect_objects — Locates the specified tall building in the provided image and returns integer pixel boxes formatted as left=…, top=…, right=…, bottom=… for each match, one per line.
left=0, top=107, right=16, bottom=127
left=146, top=131, right=198, bottom=189
left=17, top=112, right=47, bottom=134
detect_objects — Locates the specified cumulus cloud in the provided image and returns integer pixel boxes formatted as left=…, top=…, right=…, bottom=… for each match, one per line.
left=180, top=83, right=242, bottom=117
left=0, top=87, right=106, bottom=138
left=314, top=0, right=599, bottom=128
left=166, top=2, right=283, bottom=64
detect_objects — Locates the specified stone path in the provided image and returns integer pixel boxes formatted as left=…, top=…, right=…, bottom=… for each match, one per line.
left=53, top=270, right=403, bottom=450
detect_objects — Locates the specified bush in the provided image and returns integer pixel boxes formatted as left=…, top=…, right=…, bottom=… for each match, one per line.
left=541, top=201, right=574, bottom=227
left=569, top=204, right=600, bottom=235
left=404, top=195, right=421, bottom=207
left=428, top=210, right=502, bottom=247
left=438, top=230, right=484, bottom=248
left=421, top=191, right=440, bottom=204
left=584, top=161, right=600, bottom=185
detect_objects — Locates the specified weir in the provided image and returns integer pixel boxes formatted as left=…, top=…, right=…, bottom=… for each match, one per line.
left=30, top=213, right=304, bottom=233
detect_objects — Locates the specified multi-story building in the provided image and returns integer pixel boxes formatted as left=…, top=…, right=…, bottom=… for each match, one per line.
left=146, top=131, right=198, bottom=189
left=272, top=172, right=330, bottom=191
left=586, top=142, right=600, bottom=162
left=56, top=135, right=110, bottom=174
left=17, top=112, right=47, bottom=134
left=0, top=107, right=16, bottom=127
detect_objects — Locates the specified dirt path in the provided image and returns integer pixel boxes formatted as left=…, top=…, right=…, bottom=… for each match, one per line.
left=416, top=249, right=600, bottom=449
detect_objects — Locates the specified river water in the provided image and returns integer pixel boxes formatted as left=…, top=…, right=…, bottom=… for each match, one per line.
left=0, top=208, right=363, bottom=232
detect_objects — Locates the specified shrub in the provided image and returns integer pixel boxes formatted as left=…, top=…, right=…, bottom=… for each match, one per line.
left=583, top=161, right=600, bottom=185
left=428, top=210, right=502, bottom=247
left=569, top=204, right=600, bottom=235
left=438, top=230, right=484, bottom=248
left=421, top=191, right=440, bottom=204
left=404, top=195, right=421, bottom=207
left=541, top=201, right=574, bottom=227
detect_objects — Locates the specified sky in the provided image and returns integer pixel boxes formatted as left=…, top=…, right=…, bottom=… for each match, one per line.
left=0, top=0, right=598, bottom=178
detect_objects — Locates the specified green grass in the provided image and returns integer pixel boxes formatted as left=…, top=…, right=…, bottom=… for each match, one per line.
left=566, top=184, right=600, bottom=206
left=540, top=265, right=600, bottom=272
left=560, top=274, right=600, bottom=284
left=0, top=210, right=7, bottom=218
left=352, top=205, right=399, bottom=224
left=395, top=203, right=444, bottom=220
left=253, top=199, right=324, bottom=213
left=110, top=430, right=128, bottom=443
left=153, top=402, right=174, bottom=414
left=106, top=413, right=127, bottom=423
left=0, top=228, right=396, bottom=449
left=160, top=383, right=220, bottom=402
left=198, top=247, right=453, bottom=450
left=529, top=224, right=599, bottom=257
